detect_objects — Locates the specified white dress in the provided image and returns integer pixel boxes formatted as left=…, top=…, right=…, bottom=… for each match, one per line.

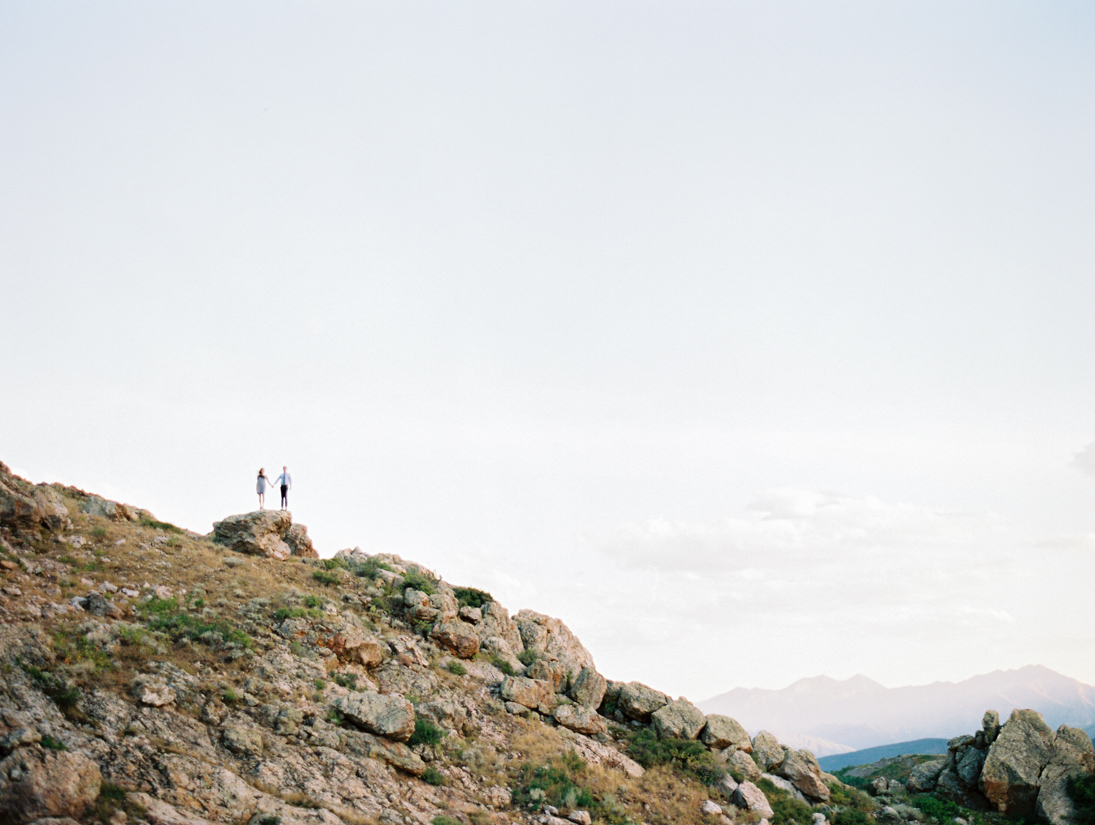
left=257, top=475, right=268, bottom=494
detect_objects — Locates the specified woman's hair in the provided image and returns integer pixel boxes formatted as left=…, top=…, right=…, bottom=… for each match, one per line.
left=259, top=468, right=265, bottom=475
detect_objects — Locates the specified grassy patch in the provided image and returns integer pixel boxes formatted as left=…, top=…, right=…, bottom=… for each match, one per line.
left=19, top=660, right=80, bottom=710
left=351, top=557, right=394, bottom=578
left=312, top=570, right=340, bottom=586
left=453, top=586, right=492, bottom=609
left=492, top=655, right=516, bottom=677
left=402, top=569, right=438, bottom=595
left=139, top=596, right=252, bottom=649
left=40, top=734, right=67, bottom=751
left=446, top=660, right=467, bottom=676
left=408, top=718, right=446, bottom=748
left=910, top=794, right=962, bottom=824
left=422, top=766, right=445, bottom=786
left=758, top=777, right=817, bottom=825
left=333, top=672, right=358, bottom=690
left=517, top=648, right=539, bottom=667
left=140, top=517, right=182, bottom=533
left=625, top=728, right=726, bottom=786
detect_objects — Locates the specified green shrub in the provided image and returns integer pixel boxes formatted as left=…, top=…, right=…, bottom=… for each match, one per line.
left=323, top=557, right=348, bottom=570
left=911, top=794, right=962, bottom=824
left=326, top=707, right=345, bottom=726
left=422, top=767, right=445, bottom=786
left=312, top=570, right=340, bottom=586
left=453, top=587, right=492, bottom=609
left=19, top=661, right=80, bottom=710
left=833, top=809, right=874, bottom=825
left=402, top=569, right=438, bottom=595
left=1071, top=774, right=1095, bottom=825
left=512, top=752, right=595, bottom=811
left=140, top=517, right=182, bottom=533
left=446, top=660, right=467, bottom=676
left=759, top=778, right=816, bottom=825
left=352, top=557, right=394, bottom=578
left=223, top=686, right=239, bottom=703
left=517, top=648, right=539, bottom=667
left=333, top=672, right=358, bottom=690
left=303, top=594, right=322, bottom=608
left=492, top=656, right=516, bottom=677
left=273, top=607, right=307, bottom=622
left=40, top=734, right=67, bottom=751
left=138, top=597, right=251, bottom=649
left=430, top=816, right=459, bottom=825
left=408, top=718, right=446, bottom=748
left=625, top=728, right=726, bottom=786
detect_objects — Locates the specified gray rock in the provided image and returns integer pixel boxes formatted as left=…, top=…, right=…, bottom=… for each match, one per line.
left=752, top=731, right=786, bottom=771
left=956, top=746, right=985, bottom=786
left=569, top=667, right=608, bottom=708
left=906, top=757, right=946, bottom=792
left=553, top=704, right=608, bottom=736
left=211, top=511, right=316, bottom=559
left=778, top=749, right=830, bottom=802
left=0, top=746, right=101, bottom=822
left=333, top=691, right=416, bottom=742
left=720, top=747, right=763, bottom=781
left=652, top=698, right=707, bottom=740
left=222, top=726, right=264, bottom=758
left=701, top=714, right=751, bottom=751
left=981, top=709, right=1056, bottom=816
left=499, top=676, right=557, bottom=715
left=616, top=681, right=670, bottom=722
left=429, top=620, right=480, bottom=659
left=733, top=780, right=774, bottom=818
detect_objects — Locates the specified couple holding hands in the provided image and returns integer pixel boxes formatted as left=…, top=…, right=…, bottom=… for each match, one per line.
left=257, top=466, right=292, bottom=510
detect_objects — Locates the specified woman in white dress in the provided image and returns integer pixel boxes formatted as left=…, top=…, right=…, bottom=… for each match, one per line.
left=256, top=469, right=271, bottom=509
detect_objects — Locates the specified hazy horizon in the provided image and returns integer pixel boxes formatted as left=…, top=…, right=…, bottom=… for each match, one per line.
left=5, top=2, right=1095, bottom=700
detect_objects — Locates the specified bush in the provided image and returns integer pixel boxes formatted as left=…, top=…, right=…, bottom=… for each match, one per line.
left=517, top=648, right=539, bottom=667
left=453, top=587, right=492, bottom=609
left=138, top=597, right=251, bottom=649
left=910, top=795, right=962, bottom=824
left=352, top=557, right=394, bottom=578
left=759, top=778, right=816, bottom=825
left=19, top=661, right=80, bottom=710
left=408, top=718, right=446, bottom=747
left=1071, top=774, right=1095, bottom=825
left=402, top=569, right=438, bottom=595
left=833, top=809, right=874, bottom=825
left=40, top=734, right=67, bottom=751
left=446, top=660, right=467, bottom=676
left=312, top=570, right=340, bottom=586
left=512, top=752, right=595, bottom=812
left=323, top=557, right=349, bottom=570
left=625, top=728, right=726, bottom=786
left=492, top=656, right=516, bottom=677
left=333, top=672, right=358, bottom=690
left=140, top=517, right=182, bottom=533
left=422, top=767, right=445, bottom=786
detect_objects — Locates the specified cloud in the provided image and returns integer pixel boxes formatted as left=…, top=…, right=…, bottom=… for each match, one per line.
left=1072, top=442, right=1095, bottom=478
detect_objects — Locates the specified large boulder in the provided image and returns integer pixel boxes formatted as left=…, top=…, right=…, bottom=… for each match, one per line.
left=981, top=709, right=1057, bottom=816
left=718, top=748, right=762, bottom=782
left=752, top=731, right=786, bottom=771
left=733, top=780, right=774, bottom=819
left=651, top=699, right=707, bottom=740
left=210, top=511, right=317, bottom=558
left=499, top=676, right=557, bottom=715
left=553, top=704, right=608, bottom=736
left=514, top=610, right=596, bottom=672
left=569, top=667, right=608, bottom=708
left=430, top=620, right=480, bottom=659
left=907, top=757, right=946, bottom=792
left=474, top=602, right=525, bottom=658
left=1037, top=725, right=1095, bottom=825
left=616, top=681, right=670, bottom=722
left=0, top=464, right=71, bottom=535
left=701, top=715, right=752, bottom=752
left=0, top=745, right=101, bottom=822
left=778, top=749, right=830, bottom=802
left=333, top=691, right=415, bottom=741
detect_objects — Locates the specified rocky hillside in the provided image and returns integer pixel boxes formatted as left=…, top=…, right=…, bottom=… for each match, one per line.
left=0, top=461, right=1092, bottom=825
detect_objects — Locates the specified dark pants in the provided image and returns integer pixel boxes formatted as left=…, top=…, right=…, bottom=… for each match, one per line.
left=280, top=485, right=288, bottom=508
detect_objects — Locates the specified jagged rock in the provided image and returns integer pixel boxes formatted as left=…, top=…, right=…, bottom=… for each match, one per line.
left=981, top=709, right=1056, bottom=816
left=1036, top=725, right=1095, bottom=825
left=527, top=657, right=573, bottom=693
left=283, top=522, right=315, bottom=557
left=553, top=704, right=608, bottom=736
left=906, top=757, right=945, bottom=792
left=569, top=667, right=607, bottom=708
left=763, top=772, right=809, bottom=803
left=778, top=748, right=830, bottom=802
left=430, top=620, right=480, bottom=659
left=81, top=495, right=138, bottom=522
left=652, top=698, right=706, bottom=740
left=0, top=729, right=41, bottom=755
left=474, top=602, right=524, bottom=658
left=956, top=746, right=985, bottom=786
left=128, top=792, right=217, bottom=824
left=715, top=773, right=739, bottom=797
left=459, top=605, right=481, bottom=623
left=0, top=464, right=71, bottom=535
left=983, top=710, right=1001, bottom=746
left=500, top=676, right=557, bottom=715
left=719, top=747, right=763, bottom=781
left=616, top=681, right=670, bottom=722
left=514, top=610, right=596, bottom=671
left=752, top=731, right=786, bottom=771
left=222, top=725, right=264, bottom=758
left=701, top=714, right=751, bottom=751
left=0, top=745, right=101, bottom=822
left=702, top=799, right=723, bottom=815
left=733, top=780, right=774, bottom=818
left=210, top=511, right=316, bottom=559
left=333, top=691, right=415, bottom=741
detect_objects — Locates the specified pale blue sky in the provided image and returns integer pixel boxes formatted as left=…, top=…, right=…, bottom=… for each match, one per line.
left=3, top=2, right=1095, bottom=698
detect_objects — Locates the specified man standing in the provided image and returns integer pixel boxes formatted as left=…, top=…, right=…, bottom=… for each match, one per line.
left=276, top=466, right=292, bottom=510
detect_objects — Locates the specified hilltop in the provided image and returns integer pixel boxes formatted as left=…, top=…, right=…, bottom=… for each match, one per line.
left=0, top=461, right=1093, bottom=825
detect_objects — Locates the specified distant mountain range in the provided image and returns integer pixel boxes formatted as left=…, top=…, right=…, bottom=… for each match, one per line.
left=698, top=665, right=1095, bottom=756
left=816, top=739, right=949, bottom=772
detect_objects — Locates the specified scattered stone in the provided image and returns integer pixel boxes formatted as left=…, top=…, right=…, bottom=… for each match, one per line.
left=616, top=681, right=670, bottom=722
left=334, top=691, right=416, bottom=742
left=700, top=714, right=751, bottom=751
left=553, top=704, right=608, bottom=736
left=429, top=620, right=480, bottom=659
left=733, top=780, right=774, bottom=819
left=652, top=698, right=707, bottom=740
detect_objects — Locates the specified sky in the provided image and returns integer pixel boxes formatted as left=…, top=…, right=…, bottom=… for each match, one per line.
left=3, top=1, right=1095, bottom=702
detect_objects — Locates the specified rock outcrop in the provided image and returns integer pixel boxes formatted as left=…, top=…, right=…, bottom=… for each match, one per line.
left=211, top=510, right=317, bottom=558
